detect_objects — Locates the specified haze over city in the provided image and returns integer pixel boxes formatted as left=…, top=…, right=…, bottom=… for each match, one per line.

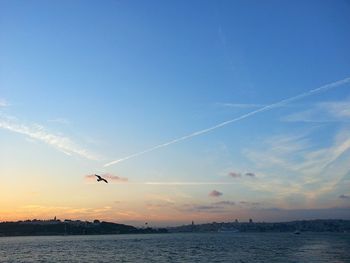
left=1, top=0, right=350, bottom=226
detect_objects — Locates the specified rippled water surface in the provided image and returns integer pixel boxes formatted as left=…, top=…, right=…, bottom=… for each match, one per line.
left=0, top=232, right=349, bottom=262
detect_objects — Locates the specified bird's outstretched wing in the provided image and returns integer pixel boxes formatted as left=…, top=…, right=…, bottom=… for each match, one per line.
left=102, top=178, right=108, bottom=183
left=94, top=174, right=108, bottom=183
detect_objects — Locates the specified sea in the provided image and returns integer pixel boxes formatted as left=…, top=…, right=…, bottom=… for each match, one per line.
left=0, top=232, right=349, bottom=262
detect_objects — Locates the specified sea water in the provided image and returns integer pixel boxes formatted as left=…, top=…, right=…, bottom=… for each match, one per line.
left=0, top=232, right=349, bottom=262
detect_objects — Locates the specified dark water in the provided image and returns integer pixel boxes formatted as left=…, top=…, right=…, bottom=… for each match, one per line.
left=0, top=232, right=349, bottom=262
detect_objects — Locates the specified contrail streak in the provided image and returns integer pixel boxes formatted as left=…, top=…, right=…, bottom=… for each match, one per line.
left=104, top=77, right=350, bottom=167
left=144, top=182, right=237, bottom=185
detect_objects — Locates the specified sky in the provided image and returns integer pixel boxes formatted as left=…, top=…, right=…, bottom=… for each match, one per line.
left=1, top=0, right=350, bottom=226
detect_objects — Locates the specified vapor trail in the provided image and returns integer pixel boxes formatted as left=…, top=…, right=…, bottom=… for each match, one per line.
left=144, top=182, right=237, bottom=185
left=104, top=77, right=350, bottom=167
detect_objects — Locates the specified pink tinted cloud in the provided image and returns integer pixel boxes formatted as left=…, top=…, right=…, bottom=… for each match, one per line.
left=209, top=190, right=223, bottom=197
left=228, top=171, right=256, bottom=178
left=228, top=172, right=241, bottom=178
left=85, top=173, right=128, bottom=183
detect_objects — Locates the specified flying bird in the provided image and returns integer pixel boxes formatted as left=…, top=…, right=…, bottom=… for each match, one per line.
left=95, top=174, right=108, bottom=183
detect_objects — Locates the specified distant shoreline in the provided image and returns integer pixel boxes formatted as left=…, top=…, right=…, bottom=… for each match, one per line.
left=0, top=219, right=167, bottom=237
left=0, top=219, right=349, bottom=237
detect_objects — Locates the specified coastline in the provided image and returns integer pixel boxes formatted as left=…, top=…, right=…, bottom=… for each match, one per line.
left=1, top=219, right=349, bottom=237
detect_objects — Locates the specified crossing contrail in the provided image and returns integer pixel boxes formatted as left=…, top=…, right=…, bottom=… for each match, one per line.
left=104, top=77, right=350, bottom=167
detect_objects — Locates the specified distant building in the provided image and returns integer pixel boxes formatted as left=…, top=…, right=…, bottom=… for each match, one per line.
left=249, top=218, right=253, bottom=223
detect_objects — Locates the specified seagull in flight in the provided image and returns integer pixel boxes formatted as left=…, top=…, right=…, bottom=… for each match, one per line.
left=95, top=174, right=108, bottom=183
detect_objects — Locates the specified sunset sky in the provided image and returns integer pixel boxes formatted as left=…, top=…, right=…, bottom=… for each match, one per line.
left=1, top=0, right=350, bottom=226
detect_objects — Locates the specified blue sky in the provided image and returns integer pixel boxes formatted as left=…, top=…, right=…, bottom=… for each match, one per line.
left=1, top=0, right=350, bottom=225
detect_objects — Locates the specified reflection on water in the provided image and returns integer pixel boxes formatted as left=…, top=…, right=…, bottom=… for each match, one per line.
left=0, top=232, right=349, bottom=262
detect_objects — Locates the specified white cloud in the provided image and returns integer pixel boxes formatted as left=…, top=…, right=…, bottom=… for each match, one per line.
left=0, top=114, right=99, bottom=160
left=0, top=99, right=9, bottom=107
left=242, top=130, right=350, bottom=203
left=322, top=101, right=350, bottom=118
left=296, top=130, right=350, bottom=176
left=244, top=133, right=309, bottom=171
left=283, top=99, right=350, bottom=123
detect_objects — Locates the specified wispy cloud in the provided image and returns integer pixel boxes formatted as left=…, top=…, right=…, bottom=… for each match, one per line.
left=228, top=171, right=255, bottom=178
left=339, top=194, right=350, bottom=199
left=85, top=173, right=128, bottom=183
left=209, top=190, right=223, bottom=197
left=295, top=130, right=350, bottom=179
left=105, top=77, right=350, bottom=167
left=184, top=200, right=260, bottom=213
left=239, top=201, right=261, bottom=206
left=243, top=129, right=350, bottom=203
left=244, top=133, right=309, bottom=171
left=0, top=98, right=9, bottom=107
left=325, top=101, right=350, bottom=118
left=179, top=204, right=226, bottom=213
left=213, top=201, right=235, bottom=206
left=228, top=172, right=241, bottom=178
left=283, top=100, right=350, bottom=123
left=145, top=199, right=237, bottom=215
left=0, top=114, right=99, bottom=160
left=146, top=202, right=175, bottom=210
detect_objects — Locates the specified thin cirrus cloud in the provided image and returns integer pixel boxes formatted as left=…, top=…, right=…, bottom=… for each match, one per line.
left=228, top=171, right=256, bottom=178
left=0, top=114, right=99, bottom=160
left=239, top=201, right=261, bottom=206
left=228, top=172, right=241, bottom=178
left=85, top=173, right=128, bottom=183
left=283, top=100, right=350, bottom=123
left=241, top=129, right=350, bottom=201
left=325, top=101, right=350, bottom=118
left=213, top=201, right=235, bottom=206
left=209, top=190, right=223, bottom=197
left=179, top=201, right=235, bottom=213
left=179, top=204, right=226, bottom=213
left=0, top=99, right=9, bottom=107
